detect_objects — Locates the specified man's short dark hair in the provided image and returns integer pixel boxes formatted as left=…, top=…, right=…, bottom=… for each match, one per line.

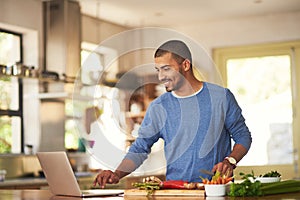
left=154, top=40, right=192, bottom=65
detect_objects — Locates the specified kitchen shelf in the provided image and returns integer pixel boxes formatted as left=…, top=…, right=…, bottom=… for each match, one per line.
left=126, top=111, right=146, bottom=119
left=37, top=92, right=101, bottom=101
left=38, top=92, right=69, bottom=99
left=0, top=74, right=75, bottom=84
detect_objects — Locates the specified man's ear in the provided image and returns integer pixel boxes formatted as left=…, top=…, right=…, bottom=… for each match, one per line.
left=182, top=59, right=191, bottom=72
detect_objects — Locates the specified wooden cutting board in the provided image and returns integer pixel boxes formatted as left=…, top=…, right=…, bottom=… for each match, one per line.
left=124, top=189, right=205, bottom=196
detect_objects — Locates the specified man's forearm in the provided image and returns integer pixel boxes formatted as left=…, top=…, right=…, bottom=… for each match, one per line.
left=114, top=159, right=137, bottom=179
left=229, top=144, right=248, bottom=163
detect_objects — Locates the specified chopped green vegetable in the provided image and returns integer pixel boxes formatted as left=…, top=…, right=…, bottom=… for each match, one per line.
left=228, top=171, right=262, bottom=197
left=259, top=170, right=281, bottom=177
left=132, top=182, right=161, bottom=196
left=260, top=180, right=300, bottom=195
left=228, top=171, right=300, bottom=197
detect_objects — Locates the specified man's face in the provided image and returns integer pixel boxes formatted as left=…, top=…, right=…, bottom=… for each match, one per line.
left=154, top=52, right=185, bottom=92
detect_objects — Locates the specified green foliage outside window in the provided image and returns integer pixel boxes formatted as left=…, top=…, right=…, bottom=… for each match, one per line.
left=0, top=117, right=12, bottom=153
left=0, top=30, right=21, bottom=154
left=0, top=77, right=12, bottom=153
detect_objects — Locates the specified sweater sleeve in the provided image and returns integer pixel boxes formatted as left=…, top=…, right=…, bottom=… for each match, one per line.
left=124, top=102, right=164, bottom=167
left=225, top=89, right=252, bottom=150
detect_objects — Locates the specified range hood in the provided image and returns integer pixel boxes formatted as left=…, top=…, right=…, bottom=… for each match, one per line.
left=43, top=0, right=81, bottom=79
left=38, top=0, right=81, bottom=152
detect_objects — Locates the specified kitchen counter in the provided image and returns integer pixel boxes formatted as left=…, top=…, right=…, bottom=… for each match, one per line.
left=1, top=189, right=300, bottom=200
left=0, top=174, right=163, bottom=190
left=0, top=178, right=48, bottom=189
left=0, top=175, right=97, bottom=189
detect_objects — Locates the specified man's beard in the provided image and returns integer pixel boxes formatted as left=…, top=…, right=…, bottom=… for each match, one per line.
left=164, top=68, right=184, bottom=92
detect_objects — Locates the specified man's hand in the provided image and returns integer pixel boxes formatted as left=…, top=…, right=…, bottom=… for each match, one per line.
left=212, top=144, right=249, bottom=177
left=93, top=170, right=120, bottom=188
left=93, top=159, right=135, bottom=188
left=212, top=161, right=234, bottom=177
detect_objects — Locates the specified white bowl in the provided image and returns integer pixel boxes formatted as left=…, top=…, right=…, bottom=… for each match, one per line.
left=255, top=177, right=281, bottom=183
left=204, top=184, right=226, bottom=197
left=206, top=197, right=226, bottom=200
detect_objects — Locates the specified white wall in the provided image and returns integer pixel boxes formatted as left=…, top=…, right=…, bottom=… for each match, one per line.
left=0, top=0, right=43, bottom=68
left=175, top=11, right=300, bottom=56
left=81, top=15, right=128, bottom=44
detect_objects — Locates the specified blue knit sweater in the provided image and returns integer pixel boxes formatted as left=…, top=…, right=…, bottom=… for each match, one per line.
left=125, top=82, right=252, bottom=182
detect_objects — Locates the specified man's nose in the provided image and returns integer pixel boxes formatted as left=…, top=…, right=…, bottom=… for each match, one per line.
left=158, top=70, right=165, bottom=81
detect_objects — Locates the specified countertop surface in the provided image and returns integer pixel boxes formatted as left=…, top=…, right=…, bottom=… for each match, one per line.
left=0, top=173, right=166, bottom=190
left=0, top=177, right=48, bottom=187
left=1, top=189, right=300, bottom=200
left=0, top=174, right=97, bottom=189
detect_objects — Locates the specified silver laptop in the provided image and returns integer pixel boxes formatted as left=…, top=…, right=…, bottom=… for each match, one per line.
left=37, top=151, right=124, bottom=197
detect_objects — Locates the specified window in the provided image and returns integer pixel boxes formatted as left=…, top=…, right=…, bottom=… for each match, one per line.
left=213, top=41, right=300, bottom=179
left=0, top=29, right=23, bottom=154
left=227, top=55, right=292, bottom=165
left=0, top=29, right=22, bottom=65
left=65, top=98, right=86, bottom=151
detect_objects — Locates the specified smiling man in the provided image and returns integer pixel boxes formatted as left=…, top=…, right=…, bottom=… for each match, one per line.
left=154, top=41, right=202, bottom=95
left=94, top=40, right=252, bottom=188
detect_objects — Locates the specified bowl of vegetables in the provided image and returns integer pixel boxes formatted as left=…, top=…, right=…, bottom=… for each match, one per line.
left=201, top=170, right=233, bottom=197
left=204, top=184, right=227, bottom=196
left=255, top=171, right=281, bottom=183
left=255, top=177, right=281, bottom=183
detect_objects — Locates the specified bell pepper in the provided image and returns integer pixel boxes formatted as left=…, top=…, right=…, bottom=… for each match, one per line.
left=160, top=180, right=188, bottom=189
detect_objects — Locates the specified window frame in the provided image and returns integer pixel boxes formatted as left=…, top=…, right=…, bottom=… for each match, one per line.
left=213, top=40, right=300, bottom=180
left=0, top=28, right=23, bottom=64
left=0, top=29, right=24, bottom=154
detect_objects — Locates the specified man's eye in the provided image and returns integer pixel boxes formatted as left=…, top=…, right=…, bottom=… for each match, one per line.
left=162, top=66, right=170, bottom=71
left=155, top=65, right=171, bottom=72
